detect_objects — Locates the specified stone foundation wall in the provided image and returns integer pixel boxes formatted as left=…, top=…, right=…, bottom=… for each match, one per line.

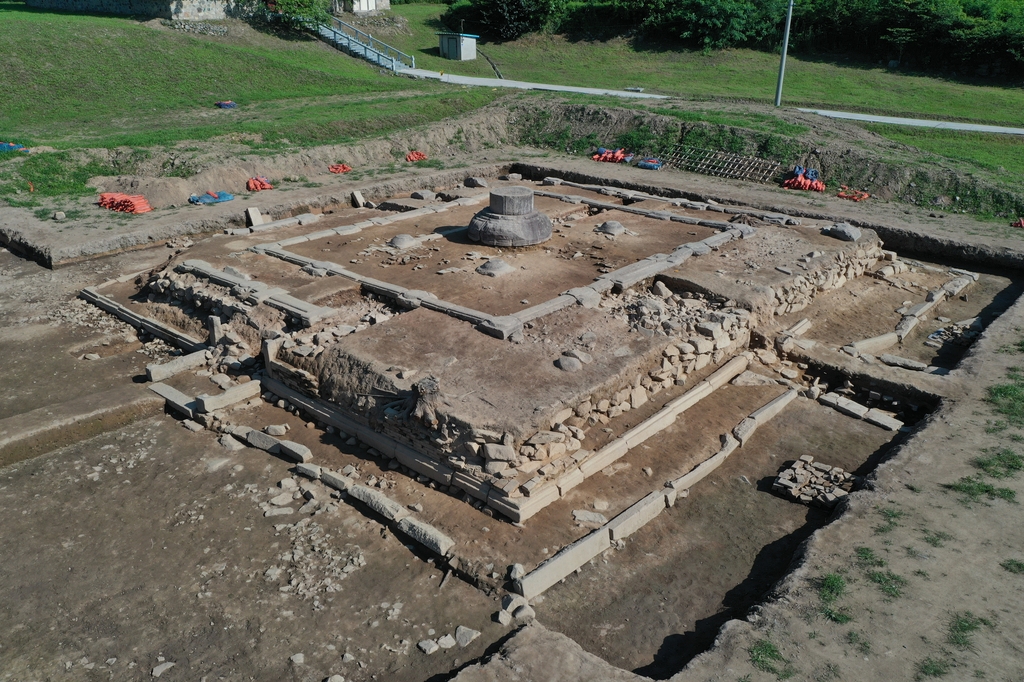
left=26, top=0, right=232, bottom=20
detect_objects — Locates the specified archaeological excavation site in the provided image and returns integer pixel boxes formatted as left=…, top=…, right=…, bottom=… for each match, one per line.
left=3, top=150, right=1024, bottom=682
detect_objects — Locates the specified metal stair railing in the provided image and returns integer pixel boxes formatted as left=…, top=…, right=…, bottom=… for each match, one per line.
left=316, top=16, right=415, bottom=72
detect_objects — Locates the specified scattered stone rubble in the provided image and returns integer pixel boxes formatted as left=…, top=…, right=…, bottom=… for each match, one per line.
left=772, top=455, right=858, bottom=508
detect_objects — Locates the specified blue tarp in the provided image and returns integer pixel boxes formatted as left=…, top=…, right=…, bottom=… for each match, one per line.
left=189, top=191, right=234, bottom=205
left=637, top=158, right=663, bottom=170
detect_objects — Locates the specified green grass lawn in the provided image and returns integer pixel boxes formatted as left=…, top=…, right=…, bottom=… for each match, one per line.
left=388, top=4, right=1024, bottom=127
left=864, top=125, right=1024, bottom=177
left=0, top=1, right=496, bottom=148
left=383, top=4, right=494, bottom=79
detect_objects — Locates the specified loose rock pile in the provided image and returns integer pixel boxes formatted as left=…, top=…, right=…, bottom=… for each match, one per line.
left=772, top=455, right=858, bottom=508
left=160, top=19, right=228, bottom=35
left=927, top=317, right=983, bottom=348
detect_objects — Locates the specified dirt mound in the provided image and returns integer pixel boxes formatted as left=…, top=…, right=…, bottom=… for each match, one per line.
left=83, top=106, right=512, bottom=208
left=511, top=99, right=1024, bottom=218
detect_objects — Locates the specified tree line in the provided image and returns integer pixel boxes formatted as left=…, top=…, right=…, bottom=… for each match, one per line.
left=443, top=0, right=1024, bottom=78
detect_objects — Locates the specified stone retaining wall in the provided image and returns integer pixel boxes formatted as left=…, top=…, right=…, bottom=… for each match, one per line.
left=26, top=0, right=232, bottom=20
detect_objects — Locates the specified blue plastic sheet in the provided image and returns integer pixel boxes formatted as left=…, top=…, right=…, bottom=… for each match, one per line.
left=189, top=191, right=234, bottom=205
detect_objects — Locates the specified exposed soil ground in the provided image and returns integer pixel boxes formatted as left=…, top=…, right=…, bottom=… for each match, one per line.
left=3, top=154, right=1024, bottom=682
left=538, top=397, right=897, bottom=678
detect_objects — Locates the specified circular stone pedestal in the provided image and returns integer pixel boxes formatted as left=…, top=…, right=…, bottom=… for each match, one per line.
left=467, top=186, right=552, bottom=247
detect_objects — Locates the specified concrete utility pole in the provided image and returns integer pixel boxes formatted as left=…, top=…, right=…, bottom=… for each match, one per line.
left=774, top=0, right=795, bottom=107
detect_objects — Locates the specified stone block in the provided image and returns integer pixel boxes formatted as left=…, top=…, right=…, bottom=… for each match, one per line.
left=347, top=485, right=410, bottom=522
left=295, top=462, right=321, bottom=479
left=196, top=380, right=262, bottom=413
left=453, top=471, right=491, bottom=501
left=578, top=438, right=629, bottom=477
left=851, top=332, right=899, bottom=355
left=397, top=517, right=456, bottom=557
left=749, top=389, right=799, bottom=424
left=864, top=408, right=904, bottom=431
left=278, top=440, right=313, bottom=463
left=394, top=444, right=453, bottom=485
left=556, top=467, right=585, bottom=496
left=245, top=206, right=264, bottom=227
left=732, top=417, right=758, bottom=446
left=516, top=295, right=576, bottom=322
left=704, top=356, right=749, bottom=390
left=565, top=286, right=603, bottom=308
left=148, top=382, right=198, bottom=419
left=321, top=470, right=353, bottom=492
left=146, top=349, right=209, bottom=382
left=515, top=528, right=611, bottom=599
left=895, top=315, right=919, bottom=340
left=818, top=392, right=841, bottom=408
left=477, top=315, right=523, bottom=340
left=663, top=380, right=713, bottom=416
left=246, top=429, right=281, bottom=453
left=670, top=434, right=738, bottom=490
left=834, top=396, right=870, bottom=419
left=879, top=354, right=928, bottom=371
left=488, top=484, right=558, bottom=523
left=622, top=411, right=676, bottom=449
left=607, top=490, right=667, bottom=541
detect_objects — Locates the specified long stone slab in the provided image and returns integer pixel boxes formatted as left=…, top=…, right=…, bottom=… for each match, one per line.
left=321, top=470, right=354, bottom=492
left=515, top=528, right=611, bottom=599
left=80, top=288, right=205, bottom=352
left=397, top=517, right=456, bottom=557
left=669, top=434, right=739, bottom=491
left=704, top=356, right=749, bottom=390
left=749, top=389, right=798, bottom=424
left=196, top=380, right=262, bottom=413
left=453, top=470, right=491, bottom=501
left=578, top=438, right=630, bottom=477
left=278, top=440, right=312, bottom=463
left=394, top=443, right=455, bottom=486
left=246, top=428, right=281, bottom=453
left=851, top=332, right=899, bottom=355
left=146, top=349, right=209, bottom=382
left=606, top=490, right=668, bottom=541
left=864, top=408, right=905, bottom=431
left=487, top=483, right=559, bottom=523
left=347, top=485, right=411, bottom=522
left=513, top=295, right=577, bottom=323
left=148, top=382, right=199, bottom=419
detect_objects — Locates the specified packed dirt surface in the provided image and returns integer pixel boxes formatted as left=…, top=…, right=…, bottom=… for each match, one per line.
left=0, top=415, right=504, bottom=681
left=5, top=95, right=1024, bottom=267
left=3, top=151, right=1024, bottom=682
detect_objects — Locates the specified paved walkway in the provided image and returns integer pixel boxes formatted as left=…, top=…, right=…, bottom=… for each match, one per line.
left=397, top=68, right=668, bottom=100
left=396, top=69, right=1021, bottom=131
left=797, top=108, right=1024, bottom=135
